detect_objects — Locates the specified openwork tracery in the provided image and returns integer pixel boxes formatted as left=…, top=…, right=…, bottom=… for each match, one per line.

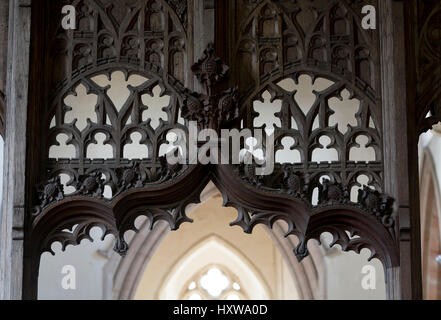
left=28, top=0, right=399, bottom=283
left=181, top=266, right=248, bottom=300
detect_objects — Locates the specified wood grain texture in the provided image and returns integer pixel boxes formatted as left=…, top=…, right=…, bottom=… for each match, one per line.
left=0, top=0, right=8, bottom=138
left=379, top=0, right=422, bottom=299
left=0, top=0, right=31, bottom=300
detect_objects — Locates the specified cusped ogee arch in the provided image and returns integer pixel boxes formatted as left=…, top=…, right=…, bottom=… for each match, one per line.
left=419, top=149, right=441, bottom=298
left=28, top=163, right=400, bottom=298
left=101, top=183, right=326, bottom=300
left=305, top=207, right=399, bottom=270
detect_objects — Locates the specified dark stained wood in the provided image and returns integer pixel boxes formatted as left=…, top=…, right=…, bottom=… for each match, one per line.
left=0, top=0, right=8, bottom=138
left=1, top=0, right=32, bottom=300
left=379, top=0, right=423, bottom=299
left=26, top=34, right=400, bottom=301
left=414, top=0, right=441, bottom=133
left=13, top=0, right=438, bottom=300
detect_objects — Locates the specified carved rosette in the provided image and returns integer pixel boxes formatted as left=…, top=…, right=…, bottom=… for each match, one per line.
left=75, top=172, right=105, bottom=198
left=33, top=177, right=65, bottom=217
left=241, top=163, right=264, bottom=187
left=282, top=166, right=310, bottom=199
left=158, top=156, right=184, bottom=180
left=114, top=162, right=145, bottom=196
left=320, top=179, right=350, bottom=205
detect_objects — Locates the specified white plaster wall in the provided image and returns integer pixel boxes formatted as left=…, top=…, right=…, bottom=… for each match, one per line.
left=134, top=194, right=298, bottom=300
left=321, top=234, right=386, bottom=300
left=38, top=229, right=115, bottom=300
left=424, top=133, right=441, bottom=197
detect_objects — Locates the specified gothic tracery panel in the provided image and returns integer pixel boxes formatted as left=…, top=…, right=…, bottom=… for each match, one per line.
left=233, top=0, right=379, bottom=99
left=30, top=0, right=194, bottom=257
left=43, top=69, right=188, bottom=208
left=29, top=0, right=399, bottom=274
left=226, top=0, right=390, bottom=229
left=50, top=0, right=189, bottom=92
left=218, top=0, right=396, bottom=264
left=230, top=0, right=383, bottom=191
left=40, top=0, right=192, bottom=205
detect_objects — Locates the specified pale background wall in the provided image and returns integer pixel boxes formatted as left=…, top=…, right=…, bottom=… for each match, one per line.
left=134, top=194, right=298, bottom=300
left=38, top=72, right=391, bottom=300
left=421, top=128, right=441, bottom=198
left=38, top=191, right=386, bottom=300
left=419, top=127, right=441, bottom=300
left=38, top=230, right=114, bottom=300
left=321, top=235, right=385, bottom=299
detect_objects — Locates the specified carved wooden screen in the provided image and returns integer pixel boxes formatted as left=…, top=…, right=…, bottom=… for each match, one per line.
left=26, top=0, right=401, bottom=298
left=216, top=0, right=397, bottom=263
left=29, top=0, right=197, bottom=255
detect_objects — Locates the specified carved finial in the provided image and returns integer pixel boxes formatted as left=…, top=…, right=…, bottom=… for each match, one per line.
left=114, top=236, right=129, bottom=257
left=191, top=43, right=229, bottom=96
left=294, top=242, right=309, bottom=261
left=181, top=44, right=239, bottom=131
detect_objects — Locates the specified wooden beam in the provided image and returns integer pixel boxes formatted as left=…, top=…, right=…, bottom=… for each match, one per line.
left=0, top=0, right=8, bottom=138
left=379, top=0, right=422, bottom=299
left=0, top=0, right=32, bottom=300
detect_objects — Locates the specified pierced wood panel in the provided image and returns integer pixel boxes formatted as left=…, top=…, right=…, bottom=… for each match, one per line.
left=231, top=0, right=380, bottom=98
left=218, top=0, right=392, bottom=239
left=34, top=0, right=192, bottom=213
left=49, top=0, right=190, bottom=92
left=28, top=0, right=399, bottom=280
left=30, top=0, right=195, bottom=261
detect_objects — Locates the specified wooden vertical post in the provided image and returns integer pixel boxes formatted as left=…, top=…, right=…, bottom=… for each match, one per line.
left=379, top=0, right=422, bottom=299
left=0, top=0, right=32, bottom=300
left=0, top=0, right=8, bottom=137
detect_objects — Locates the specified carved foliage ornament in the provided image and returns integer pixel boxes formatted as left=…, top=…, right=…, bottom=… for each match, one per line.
left=239, top=167, right=395, bottom=229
